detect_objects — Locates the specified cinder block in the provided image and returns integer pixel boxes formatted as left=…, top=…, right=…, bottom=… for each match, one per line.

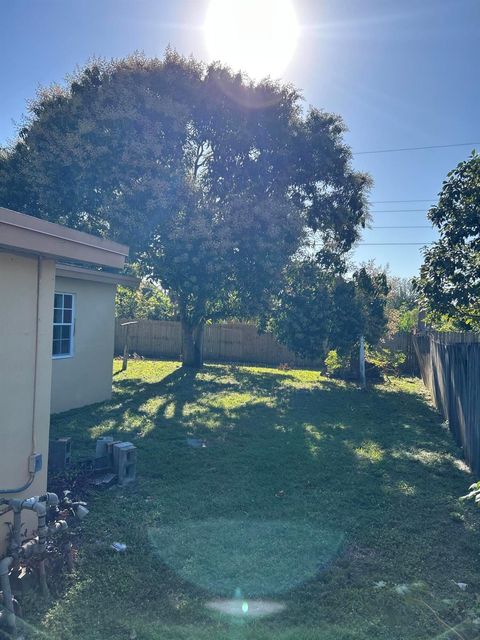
left=95, top=436, right=114, bottom=458
left=106, top=440, right=122, bottom=466
left=112, top=442, right=137, bottom=485
left=48, top=438, right=72, bottom=471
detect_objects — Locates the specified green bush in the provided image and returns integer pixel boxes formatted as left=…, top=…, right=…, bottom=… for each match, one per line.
left=324, top=350, right=350, bottom=377
left=366, top=347, right=406, bottom=378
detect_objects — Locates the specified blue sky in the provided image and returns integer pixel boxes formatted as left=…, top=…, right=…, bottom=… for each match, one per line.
left=1, top=0, right=479, bottom=277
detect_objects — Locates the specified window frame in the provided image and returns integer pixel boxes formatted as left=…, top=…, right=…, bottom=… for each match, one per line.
left=52, top=291, right=76, bottom=359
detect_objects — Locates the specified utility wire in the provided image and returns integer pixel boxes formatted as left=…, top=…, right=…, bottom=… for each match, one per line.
left=369, top=199, right=435, bottom=203
left=372, top=209, right=428, bottom=213
left=359, top=242, right=433, bottom=246
left=371, top=225, right=432, bottom=229
left=354, top=142, right=479, bottom=155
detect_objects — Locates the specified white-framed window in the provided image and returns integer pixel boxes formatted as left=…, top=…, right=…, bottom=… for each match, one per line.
left=52, top=292, right=75, bottom=358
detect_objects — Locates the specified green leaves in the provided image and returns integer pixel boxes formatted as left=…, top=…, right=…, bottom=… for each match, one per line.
left=115, top=281, right=175, bottom=321
left=460, top=481, right=480, bottom=504
left=416, top=152, right=480, bottom=328
left=267, top=261, right=389, bottom=360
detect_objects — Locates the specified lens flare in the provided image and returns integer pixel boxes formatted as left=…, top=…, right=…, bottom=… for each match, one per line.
left=206, top=597, right=285, bottom=619
left=148, top=519, right=343, bottom=596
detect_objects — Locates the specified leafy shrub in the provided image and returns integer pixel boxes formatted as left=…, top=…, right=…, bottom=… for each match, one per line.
left=397, top=307, right=419, bottom=332
left=324, top=350, right=350, bottom=377
left=367, top=347, right=406, bottom=378
left=461, top=481, right=480, bottom=505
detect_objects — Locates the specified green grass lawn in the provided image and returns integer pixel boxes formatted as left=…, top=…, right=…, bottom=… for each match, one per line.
left=35, top=361, right=480, bottom=639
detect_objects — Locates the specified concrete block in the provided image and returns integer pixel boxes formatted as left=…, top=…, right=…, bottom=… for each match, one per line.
left=112, top=442, right=137, bottom=485
left=48, top=437, right=72, bottom=471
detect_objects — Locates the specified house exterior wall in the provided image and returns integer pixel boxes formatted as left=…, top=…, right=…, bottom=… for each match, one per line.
left=0, top=252, right=55, bottom=556
left=50, top=276, right=116, bottom=414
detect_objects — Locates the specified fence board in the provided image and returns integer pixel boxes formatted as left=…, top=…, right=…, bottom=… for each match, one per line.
left=413, top=331, right=480, bottom=474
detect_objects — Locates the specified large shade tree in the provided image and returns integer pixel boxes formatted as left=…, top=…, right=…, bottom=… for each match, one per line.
left=0, top=52, right=370, bottom=366
left=416, top=152, right=480, bottom=329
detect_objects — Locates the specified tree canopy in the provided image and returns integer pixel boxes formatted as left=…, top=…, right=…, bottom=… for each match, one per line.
left=416, top=152, right=480, bottom=329
left=267, top=261, right=389, bottom=361
left=385, top=276, right=419, bottom=335
left=115, top=280, right=175, bottom=321
left=0, top=51, right=371, bottom=365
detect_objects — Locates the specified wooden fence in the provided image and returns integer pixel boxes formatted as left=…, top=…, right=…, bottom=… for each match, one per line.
left=115, top=319, right=322, bottom=368
left=380, top=331, right=419, bottom=375
left=115, top=319, right=419, bottom=371
left=413, top=331, right=480, bottom=474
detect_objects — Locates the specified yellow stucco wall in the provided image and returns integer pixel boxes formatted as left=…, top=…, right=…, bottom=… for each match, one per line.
left=50, top=276, right=116, bottom=414
left=0, top=252, right=55, bottom=556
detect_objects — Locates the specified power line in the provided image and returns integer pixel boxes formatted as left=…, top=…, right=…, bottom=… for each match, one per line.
left=359, top=242, right=432, bottom=246
left=354, top=142, right=479, bottom=155
left=372, top=209, right=427, bottom=213
left=369, top=199, right=435, bottom=203
left=371, top=225, right=432, bottom=229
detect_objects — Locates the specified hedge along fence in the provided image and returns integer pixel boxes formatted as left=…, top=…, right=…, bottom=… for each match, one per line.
left=413, top=331, right=480, bottom=474
left=115, top=319, right=322, bottom=368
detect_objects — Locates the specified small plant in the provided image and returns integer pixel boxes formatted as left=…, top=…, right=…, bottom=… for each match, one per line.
left=324, top=350, right=350, bottom=377
left=460, top=481, right=480, bottom=505
left=367, top=347, right=406, bottom=379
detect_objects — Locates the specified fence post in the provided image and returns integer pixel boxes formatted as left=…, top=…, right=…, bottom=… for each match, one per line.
left=359, top=335, right=366, bottom=388
left=121, top=321, right=138, bottom=371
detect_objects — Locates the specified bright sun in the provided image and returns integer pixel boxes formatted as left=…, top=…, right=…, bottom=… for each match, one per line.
left=205, top=0, right=299, bottom=80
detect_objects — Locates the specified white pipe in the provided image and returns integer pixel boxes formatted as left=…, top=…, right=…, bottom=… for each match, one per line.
left=6, top=493, right=59, bottom=557
left=3, top=494, right=59, bottom=601
left=0, top=492, right=64, bottom=636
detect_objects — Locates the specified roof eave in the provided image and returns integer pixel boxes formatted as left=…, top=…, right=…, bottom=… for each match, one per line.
left=0, top=207, right=129, bottom=270
left=55, top=264, right=140, bottom=288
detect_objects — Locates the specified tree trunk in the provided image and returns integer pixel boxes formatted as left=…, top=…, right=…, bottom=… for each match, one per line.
left=181, top=319, right=204, bottom=368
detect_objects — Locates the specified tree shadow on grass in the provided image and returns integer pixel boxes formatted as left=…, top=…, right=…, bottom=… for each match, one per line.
left=48, top=363, right=480, bottom=640
left=51, top=363, right=473, bottom=518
